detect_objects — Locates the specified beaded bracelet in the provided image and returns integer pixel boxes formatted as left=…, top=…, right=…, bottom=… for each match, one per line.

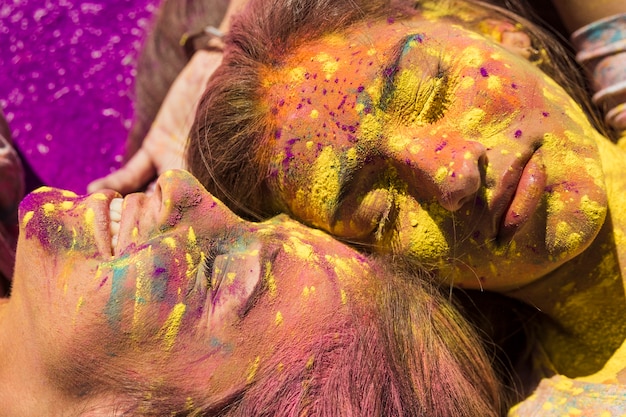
left=571, top=13, right=626, bottom=133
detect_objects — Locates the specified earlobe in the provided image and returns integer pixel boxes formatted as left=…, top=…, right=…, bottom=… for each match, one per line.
left=478, top=19, right=537, bottom=60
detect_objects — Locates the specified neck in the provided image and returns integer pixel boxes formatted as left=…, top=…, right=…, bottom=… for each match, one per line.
left=508, top=135, right=626, bottom=378
left=0, top=291, right=79, bottom=416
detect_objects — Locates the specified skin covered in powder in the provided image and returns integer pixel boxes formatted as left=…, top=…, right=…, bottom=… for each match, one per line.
left=0, top=170, right=379, bottom=415
left=252, top=4, right=626, bottom=378
left=262, top=12, right=607, bottom=290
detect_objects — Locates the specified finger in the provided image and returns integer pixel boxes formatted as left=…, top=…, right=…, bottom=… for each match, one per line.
left=87, top=149, right=156, bottom=194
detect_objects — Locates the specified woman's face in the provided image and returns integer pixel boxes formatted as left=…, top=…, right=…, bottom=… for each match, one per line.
left=261, top=13, right=608, bottom=290
left=12, top=170, right=373, bottom=406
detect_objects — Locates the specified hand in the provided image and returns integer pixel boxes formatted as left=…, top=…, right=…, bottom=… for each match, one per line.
left=87, top=50, right=222, bottom=194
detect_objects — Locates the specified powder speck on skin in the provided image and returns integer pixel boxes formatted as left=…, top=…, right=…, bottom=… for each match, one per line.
left=22, top=211, right=34, bottom=227
left=158, top=302, right=187, bottom=351
left=264, top=261, right=277, bottom=297
left=275, top=311, right=283, bottom=326
left=84, top=208, right=95, bottom=227
left=246, top=356, right=261, bottom=383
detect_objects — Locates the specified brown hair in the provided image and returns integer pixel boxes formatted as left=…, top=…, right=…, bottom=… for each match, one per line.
left=186, top=0, right=604, bottom=220
left=55, top=258, right=511, bottom=416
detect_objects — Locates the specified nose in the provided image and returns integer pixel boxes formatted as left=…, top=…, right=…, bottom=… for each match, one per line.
left=394, top=137, right=485, bottom=212
left=153, top=169, right=242, bottom=226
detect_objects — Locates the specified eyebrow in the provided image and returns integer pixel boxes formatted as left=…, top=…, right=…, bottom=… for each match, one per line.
left=378, top=33, right=425, bottom=111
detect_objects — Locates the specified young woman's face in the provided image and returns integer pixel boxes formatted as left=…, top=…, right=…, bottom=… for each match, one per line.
left=12, top=170, right=373, bottom=406
left=262, top=13, right=608, bottom=290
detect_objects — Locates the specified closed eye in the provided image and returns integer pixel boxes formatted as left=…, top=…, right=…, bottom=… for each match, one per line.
left=378, top=34, right=453, bottom=126
left=385, top=60, right=452, bottom=126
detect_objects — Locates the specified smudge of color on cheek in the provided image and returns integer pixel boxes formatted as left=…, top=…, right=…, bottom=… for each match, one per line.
left=157, top=302, right=187, bottom=351
left=22, top=211, right=34, bottom=227
left=61, top=190, right=77, bottom=198
left=302, top=286, right=316, bottom=298
left=105, top=262, right=130, bottom=329
left=84, top=207, right=95, bottom=227
left=60, top=201, right=74, bottom=210
left=43, top=203, right=55, bottom=215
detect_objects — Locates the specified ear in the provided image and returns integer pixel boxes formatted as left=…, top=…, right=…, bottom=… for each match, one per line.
left=478, top=19, right=536, bottom=60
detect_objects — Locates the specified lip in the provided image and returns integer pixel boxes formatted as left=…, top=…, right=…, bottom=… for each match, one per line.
left=496, top=148, right=546, bottom=243
left=90, top=189, right=122, bottom=258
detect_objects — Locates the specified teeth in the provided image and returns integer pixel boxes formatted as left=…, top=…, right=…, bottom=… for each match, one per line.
left=109, top=198, right=123, bottom=253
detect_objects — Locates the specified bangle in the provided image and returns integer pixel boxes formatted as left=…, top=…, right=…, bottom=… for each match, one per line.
left=180, top=25, right=225, bottom=59
left=572, top=13, right=626, bottom=132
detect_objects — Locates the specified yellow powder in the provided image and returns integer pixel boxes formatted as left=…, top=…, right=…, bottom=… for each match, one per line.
left=580, top=195, right=607, bottom=224
left=341, top=289, right=347, bottom=305
left=43, top=203, right=55, bottom=215
left=246, top=356, right=261, bottom=383
left=226, top=272, right=237, bottom=285
left=283, top=236, right=316, bottom=260
left=72, top=296, right=84, bottom=326
left=61, top=190, right=77, bottom=198
left=32, top=186, right=53, bottom=193
left=288, top=66, right=306, bottom=83
left=184, top=397, right=194, bottom=411
left=84, top=208, right=95, bottom=227
left=22, top=211, right=33, bottom=227
left=162, top=237, right=176, bottom=249
left=158, top=302, right=187, bottom=351
left=310, top=109, right=319, bottom=119
left=434, top=166, right=448, bottom=184
left=459, top=76, right=475, bottom=90
left=264, top=261, right=277, bottom=297
left=60, top=201, right=73, bottom=210
left=322, top=61, right=339, bottom=80
left=187, top=226, right=196, bottom=246
left=306, top=355, right=315, bottom=370
left=386, top=131, right=416, bottom=154
left=487, top=75, right=502, bottom=91
left=459, top=107, right=486, bottom=134
left=185, top=253, right=194, bottom=279
left=402, top=204, right=450, bottom=264
left=275, top=311, right=284, bottom=326
left=460, top=46, right=485, bottom=68
left=302, top=146, right=341, bottom=224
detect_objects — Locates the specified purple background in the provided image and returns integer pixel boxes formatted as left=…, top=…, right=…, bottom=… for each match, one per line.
left=1, top=0, right=161, bottom=194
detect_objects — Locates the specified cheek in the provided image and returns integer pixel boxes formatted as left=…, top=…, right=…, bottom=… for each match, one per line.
left=19, top=191, right=99, bottom=257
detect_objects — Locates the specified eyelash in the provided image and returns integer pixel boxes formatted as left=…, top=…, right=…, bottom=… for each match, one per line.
left=385, top=59, right=452, bottom=125
left=201, top=243, right=227, bottom=293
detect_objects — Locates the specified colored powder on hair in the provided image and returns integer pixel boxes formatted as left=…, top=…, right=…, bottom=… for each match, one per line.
left=246, top=356, right=261, bottom=383
left=275, top=311, right=284, bottom=326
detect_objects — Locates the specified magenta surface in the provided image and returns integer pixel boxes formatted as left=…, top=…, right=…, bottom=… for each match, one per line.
left=0, top=0, right=161, bottom=193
